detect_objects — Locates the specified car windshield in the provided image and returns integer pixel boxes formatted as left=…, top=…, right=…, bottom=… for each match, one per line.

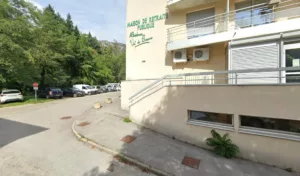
left=2, top=90, right=19, bottom=94
left=50, top=88, right=61, bottom=91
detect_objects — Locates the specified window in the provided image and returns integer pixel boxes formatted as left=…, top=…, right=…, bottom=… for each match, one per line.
left=186, top=8, right=215, bottom=39
left=188, top=110, right=233, bottom=125
left=2, top=90, right=19, bottom=94
left=240, top=115, right=300, bottom=135
left=235, top=0, right=272, bottom=28
left=284, top=44, right=300, bottom=83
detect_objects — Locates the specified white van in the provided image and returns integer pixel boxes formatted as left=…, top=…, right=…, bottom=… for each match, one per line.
left=73, top=84, right=94, bottom=95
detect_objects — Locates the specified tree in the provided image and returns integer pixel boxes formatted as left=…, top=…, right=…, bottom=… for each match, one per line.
left=0, top=0, right=126, bottom=94
left=66, top=13, right=74, bottom=34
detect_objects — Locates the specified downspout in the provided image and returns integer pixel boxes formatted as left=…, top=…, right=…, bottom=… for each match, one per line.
left=279, top=33, right=283, bottom=83
left=229, top=31, right=237, bottom=84
left=226, top=0, right=230, bottom=31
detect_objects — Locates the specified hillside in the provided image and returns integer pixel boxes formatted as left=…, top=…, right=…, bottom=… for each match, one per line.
left=99, top=40, right=126, bottom=52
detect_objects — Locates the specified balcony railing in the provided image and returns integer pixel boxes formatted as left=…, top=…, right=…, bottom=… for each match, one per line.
left=167, top=0, right=300, bottom=43
left=129, top=66, right=300, bottom=106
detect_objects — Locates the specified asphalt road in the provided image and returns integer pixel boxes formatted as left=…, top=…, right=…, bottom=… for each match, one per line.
left=0, top=92, right=154, bottom=176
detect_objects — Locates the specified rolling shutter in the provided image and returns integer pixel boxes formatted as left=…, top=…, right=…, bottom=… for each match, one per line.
left=186, top=8, right=215, bottom=39
left=231, top=42, right=279, bottom=84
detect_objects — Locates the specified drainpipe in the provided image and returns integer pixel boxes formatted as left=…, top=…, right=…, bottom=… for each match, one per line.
left=226, top=0, right=230, bottom=31
left=279, top=33, right=283, bottom=83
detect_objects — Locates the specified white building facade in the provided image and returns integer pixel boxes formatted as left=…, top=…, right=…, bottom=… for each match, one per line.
left=122, top=0, right=300, bottom=171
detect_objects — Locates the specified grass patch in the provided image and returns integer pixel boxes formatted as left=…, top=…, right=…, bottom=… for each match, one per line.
left=123, top=117, right=132, bottom=123
left=0, top=96, right=54, bottom=108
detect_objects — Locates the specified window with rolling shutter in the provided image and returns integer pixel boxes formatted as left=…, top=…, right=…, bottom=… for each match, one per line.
left=231, top=42, right=279, bottom=84
left=186, top=8, right=215, bottom=39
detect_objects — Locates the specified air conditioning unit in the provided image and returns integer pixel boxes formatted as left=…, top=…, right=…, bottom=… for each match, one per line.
left=193, top=48, right=209, bottom=61
left=173, top=49, right=187, bottom=63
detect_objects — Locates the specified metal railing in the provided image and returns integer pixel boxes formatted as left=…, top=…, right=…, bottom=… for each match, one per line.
left=167, top=0, right=300, bottom=43
left=129, top=66, right=300, bottom=105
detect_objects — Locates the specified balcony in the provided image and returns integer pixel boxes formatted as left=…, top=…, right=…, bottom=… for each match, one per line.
left=167, top=0, right=300, bottom=51
left=167, top=0, right=219, bottom=11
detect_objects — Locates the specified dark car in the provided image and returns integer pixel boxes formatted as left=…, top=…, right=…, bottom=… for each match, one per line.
left=62, top=88, right=85, bottom=97
left=38, top=87, right=63, bottom=99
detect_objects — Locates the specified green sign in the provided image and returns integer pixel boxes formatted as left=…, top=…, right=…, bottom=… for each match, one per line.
left=129, top=32, right=153, bottom=48
left=128, top=12, right=168, bottom=48
left=127, top=13, right=168, bottom=31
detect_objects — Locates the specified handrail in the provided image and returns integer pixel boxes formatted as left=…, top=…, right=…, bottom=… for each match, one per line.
left=129, top=66, right=300, bottom=102
left=129, top=75, right=168, bottom=100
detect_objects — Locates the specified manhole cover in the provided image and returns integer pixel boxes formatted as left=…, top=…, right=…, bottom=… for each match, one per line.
left=182, top=156, right=200, bottom=169
left=78, top=122, right=90, bottom=127
left=61, top=116, right=72, bottom=120
left=121, top=135, right=136, bottom=143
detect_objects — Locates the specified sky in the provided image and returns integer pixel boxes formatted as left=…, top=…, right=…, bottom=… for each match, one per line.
left=29, top=0, right=126, bottom=43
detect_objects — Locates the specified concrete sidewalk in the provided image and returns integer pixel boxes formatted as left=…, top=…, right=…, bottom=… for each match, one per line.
left=73, top=98, right=299, bottom=176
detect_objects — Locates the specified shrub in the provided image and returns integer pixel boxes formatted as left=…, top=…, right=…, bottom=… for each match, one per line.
left=206, top=129, right=239, bottom=159
left=123, top=117, right=132, bottom=123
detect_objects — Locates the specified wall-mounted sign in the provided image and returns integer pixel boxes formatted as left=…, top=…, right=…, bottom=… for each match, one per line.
left=127, top=13, right=168, bottom=30
left=129, top=32, right=153, bottom=48
left=128, top=12, right=168, bottom=48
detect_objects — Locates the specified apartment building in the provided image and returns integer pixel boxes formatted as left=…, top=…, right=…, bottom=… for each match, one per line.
left=122, top=0, right=300, bottom=171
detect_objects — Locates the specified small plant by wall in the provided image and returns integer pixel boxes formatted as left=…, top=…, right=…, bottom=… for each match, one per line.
left=123, top=117, right=132, bottom=123
left=206, top=129, right=240, bottom=159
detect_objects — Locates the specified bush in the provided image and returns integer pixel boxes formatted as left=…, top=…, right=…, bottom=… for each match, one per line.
left=206, top=129, right=239, bottom=159
left=123, top=117, right=132, bottom=123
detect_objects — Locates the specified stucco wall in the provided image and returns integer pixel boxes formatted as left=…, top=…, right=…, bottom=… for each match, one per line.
left=126, top=0, right=230, bottom=80
left=129, top=85, right=300, bottom=171
left=121, top=79, right=156, bottom=110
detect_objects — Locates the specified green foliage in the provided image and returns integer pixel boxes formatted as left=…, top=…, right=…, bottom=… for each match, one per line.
left=123, top=117, right=132, bottom=123
left=0, top=0, right=126, bottom=93
left=206, top=129, right=240, bottom=159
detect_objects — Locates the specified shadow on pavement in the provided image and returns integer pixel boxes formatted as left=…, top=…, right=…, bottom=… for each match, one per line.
left=0, top=118, right=48, bottom=148
left=83, top=167, right=101, bottom=176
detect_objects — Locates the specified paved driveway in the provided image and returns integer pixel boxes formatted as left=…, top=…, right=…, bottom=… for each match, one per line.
left=0, top=92, right=154, bottom=176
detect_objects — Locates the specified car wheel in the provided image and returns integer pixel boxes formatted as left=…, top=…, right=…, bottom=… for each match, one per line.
left=59, top=96, right=63, bottom=99
left=73, top=94, right=77, bottom=98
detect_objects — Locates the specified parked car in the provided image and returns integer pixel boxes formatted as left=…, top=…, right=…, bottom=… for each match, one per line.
left=106, top=84, right=114, bottom=92
left=38, top=87, right=63, bottom=99
left=112, top=84, right=118, bottom=91
left=91, top=85, right=103, bottom=94
left=0, top=89, right=24, bottom=104
left=62, top=88, right=85, bottom=97
left=73, top=84, right=95, bottom=95
left=115, top=83, right=121, bottom=91
left=117, top=85, right=121, bottom=91
left=100, top=86, right=108, bottom=93
left=87, top=85, right=98, bottom=94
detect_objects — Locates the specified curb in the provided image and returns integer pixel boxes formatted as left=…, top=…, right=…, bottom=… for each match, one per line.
left=71, top=120, right=172, bottom=176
